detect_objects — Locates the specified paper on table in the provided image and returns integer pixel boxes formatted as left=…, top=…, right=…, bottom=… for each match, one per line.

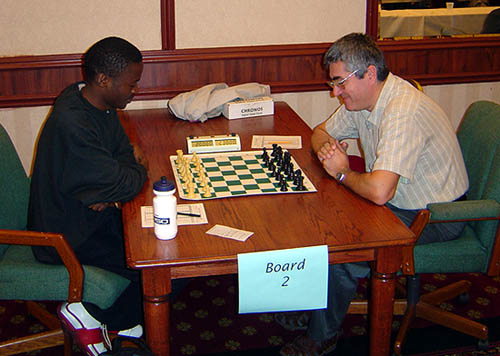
left=206, top=224, right=253, bottom=242
left=251, top=135, right=302, bottom=149
left=141, top=203, right=208, bottom=227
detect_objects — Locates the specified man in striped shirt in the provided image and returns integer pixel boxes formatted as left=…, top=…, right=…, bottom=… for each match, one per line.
left=279, top=33, right=468, bottom=356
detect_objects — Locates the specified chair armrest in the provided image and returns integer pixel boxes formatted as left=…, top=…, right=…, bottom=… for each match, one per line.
left=428, top=199, right=500, bottom=222
left=401, top=209, right=430, bottom=275
left=0, top=229, right=84, bottom=302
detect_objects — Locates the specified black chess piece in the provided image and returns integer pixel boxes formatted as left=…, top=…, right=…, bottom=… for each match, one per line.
left=278, top=147, right=283, bottom=160
left=282, top=161, right=289, bottom=173
left=271, top=144, right=278, bottom=157
left=280, top=177, right=288, bottom=191
left=293, top=169, right=302, bottom=185
left=269, top=163, right=276, bottom=176
left=262, top=147, right=269, bottom=162
left=295, top=175, right=304, bottom=191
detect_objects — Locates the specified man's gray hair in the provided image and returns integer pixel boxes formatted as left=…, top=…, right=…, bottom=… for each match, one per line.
left=323, top=33, right=389, bottom=81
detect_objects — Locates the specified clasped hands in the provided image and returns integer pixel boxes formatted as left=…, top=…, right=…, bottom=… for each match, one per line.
left=88, top=201, right=122, bottom=212
left=317, top=138, right=350, bottom=178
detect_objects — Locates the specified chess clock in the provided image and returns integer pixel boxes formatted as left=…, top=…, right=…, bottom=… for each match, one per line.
left=187, top=134, right=241, bottom=154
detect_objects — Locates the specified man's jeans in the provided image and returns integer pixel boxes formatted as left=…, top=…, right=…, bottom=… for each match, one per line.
left=307, top=204, right=466, bottom=342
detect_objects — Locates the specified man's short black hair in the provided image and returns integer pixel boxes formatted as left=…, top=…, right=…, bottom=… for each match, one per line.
left=83, top=37, right=142, bottom=82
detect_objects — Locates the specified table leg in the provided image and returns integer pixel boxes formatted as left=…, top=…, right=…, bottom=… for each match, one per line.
left=369, top=246, right=402, bottom=356
left=142, top=267, right=172, bottom=356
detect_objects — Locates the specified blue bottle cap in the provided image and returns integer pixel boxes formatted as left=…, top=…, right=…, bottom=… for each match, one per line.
left=153, top=176, right=175, bottom=191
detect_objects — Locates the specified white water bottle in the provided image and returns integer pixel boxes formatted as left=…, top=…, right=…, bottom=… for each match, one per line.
left=153, top=176, right=177, bottom=240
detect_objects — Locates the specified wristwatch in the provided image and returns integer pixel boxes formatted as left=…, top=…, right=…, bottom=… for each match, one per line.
left=336, top=172, right=346, bottom=183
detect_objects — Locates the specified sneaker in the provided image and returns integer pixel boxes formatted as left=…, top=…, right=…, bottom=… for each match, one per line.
left=57, top=302, right=107, bottom=356
left=280, top=333, right=339, bottom=356
left=102, top=324, right=143, bottom=349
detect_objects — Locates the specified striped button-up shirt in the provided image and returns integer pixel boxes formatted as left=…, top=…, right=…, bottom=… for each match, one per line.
left=325, top=73, right=468, bottom=210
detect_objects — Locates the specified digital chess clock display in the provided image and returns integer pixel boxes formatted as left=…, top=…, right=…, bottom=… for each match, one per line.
left=187, top=134, right=241, bottom=153
left=192, top=140, right=213, bottom=147
left=215, top=138, right=238, bottom=146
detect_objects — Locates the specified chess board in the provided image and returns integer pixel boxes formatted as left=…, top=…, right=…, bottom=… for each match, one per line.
left=169, top=150, right=317, bottom=200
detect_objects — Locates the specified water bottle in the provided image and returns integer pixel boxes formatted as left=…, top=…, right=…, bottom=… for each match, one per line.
left=153, top=176, right=177, bottom=240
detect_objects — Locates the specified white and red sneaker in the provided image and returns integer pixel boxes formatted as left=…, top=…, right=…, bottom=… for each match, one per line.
left=57, top=302, right=107, bottom=356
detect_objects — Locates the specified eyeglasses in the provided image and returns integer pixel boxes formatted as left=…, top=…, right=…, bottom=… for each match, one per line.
left=327, top=69, right=359, bottom=89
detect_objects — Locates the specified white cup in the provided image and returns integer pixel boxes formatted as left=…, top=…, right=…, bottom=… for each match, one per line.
left=446, top=2, right=454, bottom=8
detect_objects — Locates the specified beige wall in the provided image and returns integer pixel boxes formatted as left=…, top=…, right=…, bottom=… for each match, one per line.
left=0, top=0, right=161, bottom=56
left=273, top=82, right=500, bottom=156
left=175, top=0, right=363, bottom=48
left=1, top=0, right=499, bottom=174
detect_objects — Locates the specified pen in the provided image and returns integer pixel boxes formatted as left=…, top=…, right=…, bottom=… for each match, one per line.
left=177, top=211, right=201, bottom=217
left=267, top=141, right=292, bottom=145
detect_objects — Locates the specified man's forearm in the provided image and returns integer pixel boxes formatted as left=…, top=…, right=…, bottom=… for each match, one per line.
left=311, top=124, right=335, bottom=153
left=341, top=170, right=399, bottom=206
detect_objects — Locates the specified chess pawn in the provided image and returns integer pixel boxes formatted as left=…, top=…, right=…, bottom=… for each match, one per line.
left=153, top=176, right=178, bottom=240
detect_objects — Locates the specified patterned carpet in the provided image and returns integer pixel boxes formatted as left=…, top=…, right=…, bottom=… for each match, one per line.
left=1, top=272, right=499, bottom=356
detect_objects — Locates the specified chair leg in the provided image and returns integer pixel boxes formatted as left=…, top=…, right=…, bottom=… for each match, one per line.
left=393, top=304, right=417, bottom=356
left=394, top=276, right=487, bottom=356
left=0, top=329, right=65, bottom=356
left=420, top=280, right=471, bottom=305
left=393, top=275, right=420, bottom=355
left=417, top=302, right=488, bottom=340
left=26, top=301, right=61, bottom=330
left=63, top=331, right=73, bottom=356
left=395, top=278, right=407, bottom=297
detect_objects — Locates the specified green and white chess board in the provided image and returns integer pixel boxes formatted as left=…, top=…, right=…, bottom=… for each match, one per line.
left=170, top=150, right=317, bottom=200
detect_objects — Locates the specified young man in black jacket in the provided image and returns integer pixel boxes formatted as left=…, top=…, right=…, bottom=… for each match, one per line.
left=28, top=36, right=148, bottom=356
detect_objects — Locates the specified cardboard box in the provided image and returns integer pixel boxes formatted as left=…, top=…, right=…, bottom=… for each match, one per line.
left=223, top=96, right=274, bottom=120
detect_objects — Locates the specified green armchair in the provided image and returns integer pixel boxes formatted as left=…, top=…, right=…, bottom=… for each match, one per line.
left=393, top=100, right=500, bottom=354
left=0, top=123, right=131, bottom=355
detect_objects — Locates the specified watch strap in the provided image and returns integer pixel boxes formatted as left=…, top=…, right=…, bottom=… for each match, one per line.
left=336, top=172, right=346, bottom=183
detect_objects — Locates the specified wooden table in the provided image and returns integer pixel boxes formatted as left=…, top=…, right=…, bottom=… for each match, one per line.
left=120, top=102, right=415, bottom=356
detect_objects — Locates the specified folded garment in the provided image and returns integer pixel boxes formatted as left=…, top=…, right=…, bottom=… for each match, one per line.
left=168, top=82, right=271, bottom=122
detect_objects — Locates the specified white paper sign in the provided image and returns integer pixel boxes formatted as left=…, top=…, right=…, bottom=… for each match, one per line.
left=237, top=245, right=328, bottom=314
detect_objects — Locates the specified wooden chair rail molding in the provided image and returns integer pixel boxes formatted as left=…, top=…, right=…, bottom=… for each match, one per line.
left=1, top=0, right=499, bottom=109
left=0, top=44, right=331, bottom=108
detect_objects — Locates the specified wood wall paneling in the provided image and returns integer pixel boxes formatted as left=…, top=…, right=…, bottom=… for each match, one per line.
left=0, top=44, right=330, bottom=108
left=380, top=37, right=500, bottom=84
left=0, top=0, right=499, bottom=108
